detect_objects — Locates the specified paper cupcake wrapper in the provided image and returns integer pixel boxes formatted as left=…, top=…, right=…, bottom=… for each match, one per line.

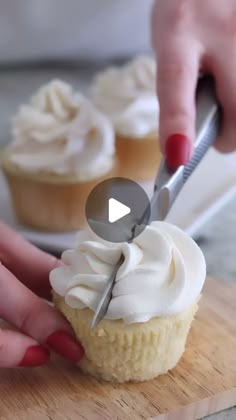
left=2, top=162, right=116, bottom=232
left=53, top=292, right=198, bottom=383
left=115, top=133, right=161, bottom=181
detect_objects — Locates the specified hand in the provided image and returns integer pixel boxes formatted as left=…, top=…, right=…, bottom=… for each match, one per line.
left=0, top=222, right=84, bottom=368
left=152, top=0, right=236, bottom=167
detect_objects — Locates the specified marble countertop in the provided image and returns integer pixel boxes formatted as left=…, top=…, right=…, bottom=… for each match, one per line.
left=0, top=63, right=235, bottom=420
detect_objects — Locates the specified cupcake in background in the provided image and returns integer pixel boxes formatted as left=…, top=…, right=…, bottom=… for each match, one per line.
left=50, top=222, right=206, bottom=383
left=92, top=56, right=161, bottom=181
left=1, top=80, right=115, bottom=231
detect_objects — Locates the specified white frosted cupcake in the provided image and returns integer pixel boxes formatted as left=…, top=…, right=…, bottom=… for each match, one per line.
left=50, top=222, right=206, bottom=383
left=92, top=56, right=161, bottom=181
left=1, top=80, right=115, bottom=231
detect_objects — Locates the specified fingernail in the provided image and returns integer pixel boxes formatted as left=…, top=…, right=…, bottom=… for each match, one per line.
left=46, top=330, right=84, bottom=361
left=19, top=345, right=50, bottom=367
left=166, top=134, right=191, bottom=168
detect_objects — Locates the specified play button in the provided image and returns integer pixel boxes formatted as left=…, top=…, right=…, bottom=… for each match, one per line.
left=85, top=177, right=151, bottom=243
left=108, top=198, right=131, bottom=223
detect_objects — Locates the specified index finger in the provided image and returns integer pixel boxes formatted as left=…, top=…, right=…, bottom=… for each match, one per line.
left=0, top=263, right=84, bottom=362
left=156, top=36, right=201, bottom=169
left=0, top=222, right=60, bottom=299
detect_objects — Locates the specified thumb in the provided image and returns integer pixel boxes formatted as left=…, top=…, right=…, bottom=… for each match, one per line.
left=0, top=328, right=49, bottom=368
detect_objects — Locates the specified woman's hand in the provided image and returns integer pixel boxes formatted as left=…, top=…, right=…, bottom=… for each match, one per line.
left=0, top=222, right=84, bottom=368
left=152, top=0, right=236, bottom=167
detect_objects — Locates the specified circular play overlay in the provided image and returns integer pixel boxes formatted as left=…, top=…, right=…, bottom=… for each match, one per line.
left=85, top=177, right=151, bottom=243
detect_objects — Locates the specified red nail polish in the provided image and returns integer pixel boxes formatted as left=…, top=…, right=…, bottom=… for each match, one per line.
left=19, top=345, right=50, bottom=367
left=46, top=330, right=84, bottom=361
left=166, top=134, right=191, bottom=168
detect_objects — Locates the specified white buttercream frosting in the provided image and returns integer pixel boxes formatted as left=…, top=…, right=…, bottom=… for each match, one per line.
left=92, top=56, right=159, bottom=138
left=50, top=222, right=206, bottom=324
left=7, top=80, right=115, bottom=179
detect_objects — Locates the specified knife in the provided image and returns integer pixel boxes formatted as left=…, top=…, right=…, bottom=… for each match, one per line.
left=90, top=76, right=222, bottom=329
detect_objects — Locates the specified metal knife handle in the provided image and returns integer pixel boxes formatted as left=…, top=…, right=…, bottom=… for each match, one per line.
left=157, top=76, right=222, bottom=218
left=183, top=76, right=221, bottom=183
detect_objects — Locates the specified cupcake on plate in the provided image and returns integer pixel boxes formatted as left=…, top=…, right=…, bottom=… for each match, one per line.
left=92, top=56, right=161, bottom=181
left=1, top=80, right=115, bottom=231
left=50, top=222, right=206, bottom=383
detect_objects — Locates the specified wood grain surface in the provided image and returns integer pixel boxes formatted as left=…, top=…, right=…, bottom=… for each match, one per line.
left=0, top=277, right=235, bottom=420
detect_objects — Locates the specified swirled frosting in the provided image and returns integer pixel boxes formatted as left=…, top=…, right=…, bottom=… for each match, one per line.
left=50, top=222, right=206, bottom=323
left=92, top=56, right=159, bottom=138
left=7, top=80, right=115, bottom=179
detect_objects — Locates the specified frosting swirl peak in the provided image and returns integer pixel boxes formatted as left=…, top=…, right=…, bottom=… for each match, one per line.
left=92, top=56, right=159, bottom=138
left=7, top=79, right=115, bottom=180
left=50, top=222, right=206, bottom=323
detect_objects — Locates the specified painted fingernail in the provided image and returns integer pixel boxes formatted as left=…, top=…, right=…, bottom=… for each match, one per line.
left=19, top=345, right=50, bottom=367
left=46, top=330, right=84, bottom=361
left=166, top=134, right=191, bottom=168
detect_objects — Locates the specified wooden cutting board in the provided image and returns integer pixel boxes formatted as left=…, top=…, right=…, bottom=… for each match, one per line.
left=0, top=277, right=235, bottom=420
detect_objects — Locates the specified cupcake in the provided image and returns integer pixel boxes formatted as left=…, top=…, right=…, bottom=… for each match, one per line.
left=92, top=56, right=161, bottom=181
left=50, top=222, right=206, bottom=383
left=1, top=80, right=115, bottom=231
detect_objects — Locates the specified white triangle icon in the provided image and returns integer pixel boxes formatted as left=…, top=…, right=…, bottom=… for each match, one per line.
left=108, top=198, right=131, bottom=223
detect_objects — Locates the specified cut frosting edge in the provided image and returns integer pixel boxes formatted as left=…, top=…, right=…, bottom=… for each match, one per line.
left=50, top=222, right=206, bottom=324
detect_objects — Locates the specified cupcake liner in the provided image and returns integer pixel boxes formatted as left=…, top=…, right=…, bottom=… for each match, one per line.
left=53, top=292, right=198, bottom=383
left=116, top=133, right=161, bottom=181
left=2, top=162, right=116, bottom=232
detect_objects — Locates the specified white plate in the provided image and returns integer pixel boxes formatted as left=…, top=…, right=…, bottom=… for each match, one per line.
left=1, top=149, right=236, bottom=253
